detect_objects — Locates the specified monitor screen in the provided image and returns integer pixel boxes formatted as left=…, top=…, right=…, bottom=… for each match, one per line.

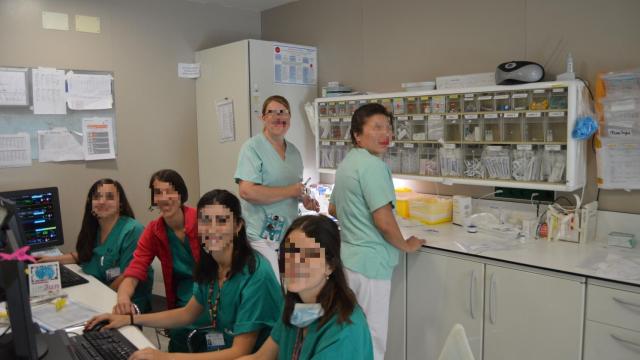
left=0, top=187, right=64, bottom=250
left=0, top=197, right=44, bottom=359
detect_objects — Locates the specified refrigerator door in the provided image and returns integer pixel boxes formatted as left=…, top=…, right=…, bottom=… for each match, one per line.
left=249, top=40, right=318, bottom=183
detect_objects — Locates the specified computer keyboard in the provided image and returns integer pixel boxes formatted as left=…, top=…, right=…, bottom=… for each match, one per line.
left=60, top=264, right=89, bottom=288
left=69, top=329, right=138, bottom=360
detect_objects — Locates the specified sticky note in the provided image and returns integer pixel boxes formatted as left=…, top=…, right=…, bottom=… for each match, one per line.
left=75, top=15, right=101, bottom=34
left=42, top=11, right=69, bottom=31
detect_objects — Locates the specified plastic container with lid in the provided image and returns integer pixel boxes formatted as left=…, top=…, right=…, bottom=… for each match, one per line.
left=409, top=194, right=453, bottom=225
left=401, top=81, right=436, bottom=92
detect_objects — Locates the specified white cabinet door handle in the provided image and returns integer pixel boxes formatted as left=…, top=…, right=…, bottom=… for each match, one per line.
left=470, top=270, right=477, bottom=319
left=613, top=297, right=640, bottom=310
left=611, top=334, right=640, bottom=354
left=489, top=273, right=496, bottom=324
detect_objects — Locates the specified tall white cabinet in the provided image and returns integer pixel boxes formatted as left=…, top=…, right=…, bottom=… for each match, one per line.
left=406, top=249, right=585, bottom=360
left=195, top=40, right=317, bottom=196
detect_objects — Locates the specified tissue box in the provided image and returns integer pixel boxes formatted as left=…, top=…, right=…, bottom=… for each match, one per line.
left=607, top=232, right=637, bottom=248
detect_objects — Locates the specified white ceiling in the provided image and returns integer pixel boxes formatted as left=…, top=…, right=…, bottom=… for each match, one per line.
left=183, top=0, right=299, bottom=12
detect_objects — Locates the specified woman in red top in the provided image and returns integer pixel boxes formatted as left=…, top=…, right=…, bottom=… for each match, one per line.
left=114, top=169, right=208, bottom=352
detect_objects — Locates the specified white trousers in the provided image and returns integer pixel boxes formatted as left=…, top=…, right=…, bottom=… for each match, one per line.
left=249, top=239, right=281, bottom=283
left=345, top=268, right=391, bottom=360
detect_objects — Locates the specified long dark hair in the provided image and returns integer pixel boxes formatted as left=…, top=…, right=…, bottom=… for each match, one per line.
left=76, top=179, right=135, bottom=263
left=281, top=215, right=357, bottom=327
left=193, top=189, right=256, bottom=283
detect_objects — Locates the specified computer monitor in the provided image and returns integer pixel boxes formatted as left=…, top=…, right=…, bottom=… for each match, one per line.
left=0, top=197, right=48, bottom=359
left=0, top=187, right=64, bottom=250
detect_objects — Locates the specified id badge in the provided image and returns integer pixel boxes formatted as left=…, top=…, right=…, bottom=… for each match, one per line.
left=105, top=267, right=121, bottom=281
left=260, top=214, right=285, bottom=245
left=205, top=331, right=225, bottom=351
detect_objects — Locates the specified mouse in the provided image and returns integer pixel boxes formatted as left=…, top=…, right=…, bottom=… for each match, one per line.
left=87, top=319, right=110, bottom=332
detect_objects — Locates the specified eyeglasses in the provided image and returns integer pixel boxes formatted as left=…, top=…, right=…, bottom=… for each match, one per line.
left=265, top=109, right=290, bottom=116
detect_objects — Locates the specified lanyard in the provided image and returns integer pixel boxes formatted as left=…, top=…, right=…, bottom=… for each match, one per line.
left=291, top=328, right=304, bottom=360
left=207, top=279, right=224, bottom=329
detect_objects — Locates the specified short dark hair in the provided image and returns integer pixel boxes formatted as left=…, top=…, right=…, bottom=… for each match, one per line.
left=280, top=215, right=357, bottom=328
left=148, top=169, right=188, bottom=207
left=349, top=103, right=392, bottom=145
left=262, top=95, right=291, bottom=115
left=193, top=189, right=256, bottom=283
left=76, top=179, right=135, bottom=263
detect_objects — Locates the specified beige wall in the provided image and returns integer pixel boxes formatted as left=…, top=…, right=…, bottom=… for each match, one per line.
left=262, top=0, right=640, bottom=213
left=0, top=0, right=260, bottom=252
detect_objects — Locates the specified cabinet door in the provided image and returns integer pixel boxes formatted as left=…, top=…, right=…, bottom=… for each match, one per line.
left=483, top=265, right=584, bottom=360
left=407, top=251, right=484, bottom=360
left=386, top=253, right=407, bottom=360
left=584, top=320, right=640, bottom=360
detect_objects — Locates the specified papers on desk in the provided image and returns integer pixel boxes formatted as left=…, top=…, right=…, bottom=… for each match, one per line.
left=32, top=299, right=100, bottom=332
left=454, top=237, right=526, bottom=255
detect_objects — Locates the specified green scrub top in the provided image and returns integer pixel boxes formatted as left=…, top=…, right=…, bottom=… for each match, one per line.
left=330, top=148, right=398, bottom=280
left=192, top=253, right=283, bottom=352
left=270, top=304, right=373, bottom=360
left=167, top=228, right=210, bottom=353
left=234, top=133, right=303, bottom=243
left=80, top=216, right=153, bottom=313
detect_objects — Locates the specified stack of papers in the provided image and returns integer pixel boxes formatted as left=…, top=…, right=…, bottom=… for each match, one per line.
left=31, top=299, right=100, bottom=331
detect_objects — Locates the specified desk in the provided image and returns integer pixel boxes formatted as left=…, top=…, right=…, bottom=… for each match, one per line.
left=62, top=264, right=155, bottom=349
left=0, top=264, right=155, bottom=350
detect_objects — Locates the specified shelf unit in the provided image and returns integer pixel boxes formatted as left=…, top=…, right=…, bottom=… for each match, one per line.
left=314, top=81, right=587, bottom=191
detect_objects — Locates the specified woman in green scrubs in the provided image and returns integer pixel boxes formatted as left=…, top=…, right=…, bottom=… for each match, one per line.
left=239, top=215, right=374, bottom=360
left=87, top=189, right=283, bottom=359
left=36, top=179, right=153, bottom=313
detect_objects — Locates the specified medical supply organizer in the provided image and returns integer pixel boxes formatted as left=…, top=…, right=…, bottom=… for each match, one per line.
left=315, top=80, right=587, bottom=191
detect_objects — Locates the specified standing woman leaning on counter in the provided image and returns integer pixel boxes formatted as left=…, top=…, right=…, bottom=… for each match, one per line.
left=37, top=178, right=153, bottom=313
left=234, top=95, right=319, bottom=279
left=329, top=103, right=426, bottom=360
left=114, top=169, right=209, bottom=352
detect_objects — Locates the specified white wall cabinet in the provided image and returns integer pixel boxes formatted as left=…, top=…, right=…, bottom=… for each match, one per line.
left=406, top=249, right=585, bottom=360
left=407, top=250, right=484, bottom=360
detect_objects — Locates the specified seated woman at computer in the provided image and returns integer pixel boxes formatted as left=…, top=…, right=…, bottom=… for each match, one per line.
left=87, top=189, right=283, bottom=359
left=238, top=215, right=374, bottom=360
left=112, top=169, right=205, bottom=352
left=36, top=178, right=154, bottom=313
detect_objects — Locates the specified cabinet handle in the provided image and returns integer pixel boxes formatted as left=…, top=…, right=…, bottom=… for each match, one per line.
left=470, top=270, right=477, bottom=319
left=489, top=273, right=496, bottom=324
left=610, top=334, right=640, bottom=354
left=613, top=297, right=640, bottom=310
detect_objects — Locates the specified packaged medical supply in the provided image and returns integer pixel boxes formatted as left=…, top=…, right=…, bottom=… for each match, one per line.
left=607, top=232, right=637, bottom=248
left=409, top=194, right=453, bottom=225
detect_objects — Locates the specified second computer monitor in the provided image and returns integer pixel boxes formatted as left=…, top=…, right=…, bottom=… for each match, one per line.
left=0, top=187, right=64, bottom=250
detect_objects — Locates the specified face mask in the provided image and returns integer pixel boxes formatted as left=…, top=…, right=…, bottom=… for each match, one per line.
left=290, top=303, right=324, bottom=328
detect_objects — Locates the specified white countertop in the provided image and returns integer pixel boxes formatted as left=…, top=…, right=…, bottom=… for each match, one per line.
left=398, top=217, right=640, bottom=287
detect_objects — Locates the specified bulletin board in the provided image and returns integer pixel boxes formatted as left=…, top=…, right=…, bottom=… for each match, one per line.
left=0, top=66, right=117, bottom=163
